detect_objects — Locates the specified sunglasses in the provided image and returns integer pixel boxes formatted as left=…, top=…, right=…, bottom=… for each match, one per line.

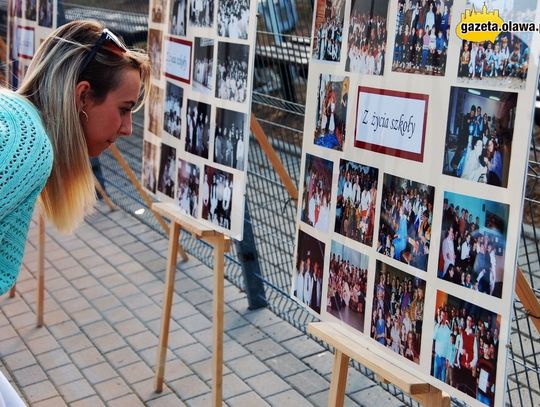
left=80, top=28, right=127, bottom=73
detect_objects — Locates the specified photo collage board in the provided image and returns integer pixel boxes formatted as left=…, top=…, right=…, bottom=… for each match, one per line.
left=143, top=0, right=258, bottom=240
left=292, top=1, right=539, bottom=406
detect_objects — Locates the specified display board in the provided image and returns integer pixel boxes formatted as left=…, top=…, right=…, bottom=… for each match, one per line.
left=142, top=0, right=257, bottom=240
left=291, top=1, right=539, bottom=406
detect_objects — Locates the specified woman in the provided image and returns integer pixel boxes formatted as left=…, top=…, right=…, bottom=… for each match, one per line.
left=0, top=21, right=150, bottom=295
left=484, top=138, right=503, bottom=186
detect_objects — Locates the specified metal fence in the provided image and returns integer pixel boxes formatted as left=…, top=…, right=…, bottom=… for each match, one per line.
left=19, top=1, right=540, bottom=405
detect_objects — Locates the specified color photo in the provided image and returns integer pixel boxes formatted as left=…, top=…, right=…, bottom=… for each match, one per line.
left=312, top=0, right=344, bottom=62
left=300, top=154, right=333, bottom=233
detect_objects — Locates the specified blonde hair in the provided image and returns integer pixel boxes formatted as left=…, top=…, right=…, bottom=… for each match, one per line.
left=18, top=20, right=151, bottom=232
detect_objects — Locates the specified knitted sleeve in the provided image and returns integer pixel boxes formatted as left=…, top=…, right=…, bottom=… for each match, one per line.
left=0, top=90, right=53, bottom=295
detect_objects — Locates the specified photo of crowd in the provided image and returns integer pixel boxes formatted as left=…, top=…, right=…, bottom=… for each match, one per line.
left=370, top=261, right=426, bottom=364
left=314, top=74, right=349, bottom=151
left=202, top=165, right=234, bottom=229
left=312, top=0, right=344, bottom=62
left=334, top=160, right=378, bottom=247
left=345, top=0, right=389, bottom=75
left=458, top=0, right=536, bottom=87
left=192, top=37, right=214, bottom=94
left=148, top=29, right=163, bottom=80
left=38, top=0, right=53, bottom=28
left=217, top=0, right=250, bottom=39
left=214, top=107, right=246, bottom=170
left=327, top=241, right=368, bottom=332
left=186, top=99, right=211, bottom=159
left=142, top=141, right=158, bottom=194
left=432, top=290, right=501, bottom=406
left=438, top=192, right=508, bottom=299
left=377, top=174, right=434, bottom=271
left=177, top=159, right=200, bottom=218
left=170, top=0, right=187, bottom=36
left=392, top=0, right=453, bottom=76
left=158, top=143, right=177, bottom=198
left=151, top=0, right=166, bottom=23
left=164, top=81, right=183, bottom=139
left=300, top=154, right=333, bottom=233
left=147, top=85, right=163, bottom=137
left=292, top=229, right=325, bottom=314
left=442, top=86, right=517, bottom=188
left=189, top=0, right=214, bottom=27
left=215, top=42, right=249, bottom=103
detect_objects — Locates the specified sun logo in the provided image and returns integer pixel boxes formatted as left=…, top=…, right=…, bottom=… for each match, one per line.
left=456, top=3, right=504, bottom=43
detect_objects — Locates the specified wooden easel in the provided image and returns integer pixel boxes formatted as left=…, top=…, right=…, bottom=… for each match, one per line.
left=152, top=202, right=230, bottom=407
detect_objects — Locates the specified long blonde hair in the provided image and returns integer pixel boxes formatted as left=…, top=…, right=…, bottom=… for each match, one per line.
left=18, top=20, right=151, bottom=232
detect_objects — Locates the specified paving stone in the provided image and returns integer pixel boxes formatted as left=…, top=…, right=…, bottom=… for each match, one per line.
left=82, top=362, right=118, bottom=384
left=245, top=337, right=287, bottom=361
left=130, top=378, right=174, bottom=403
left=226, top=354, right=269, bottom=380
left=33, top=396, right=69, bottom=407
left=245, top=371, right=291, bottom=398
left=3, top=350, right=37, bottom=371
left=227, top=325, right=266, bottom=345
left=58, top=378, right=96, bottom=403
left=226, top=391, right=271, bottom=407
left=174, top=343, right=212, bottom=365
left=221, top=373, right=252, bottom=399
left=147, top=393, right=188, bottom=407
left=71, top=347, right=106, bottom=369
left=302, top=352, right=333, bottom=376
left=36, top=348, right=71, bottom=370
left=261, top=321, right=303, bottom=342
left=0, top=336, right=26, bottom=358
left=93, top=332, right=127, bottom=353
left=81, top=320, right=115, bottom=339
left=348, top=385, right=405, bottom=407
left=286, top=370, right=329, bottom=397
left=26, top=334, right=60, bottom=356
left=22, top=380, right=59, bottom=404
left=268, top=389, right=315, bottom=407
left=281, top=335, right=326, bottom=359
left=308, top=390, right=358, bottom=407
left=48, top=320, right=80, bottom=339
left=266, top=353, right=309, bottom=378
left=168, top=374, right=210, bottom=400
left=105, top=347, right=141, bottom=369
left=190, top=358, right=231, bottom=383
left=93, top=376, right=132, bottom=401
left=107, top=394, right=145, bottom=407
left=118, top=361, right=154, bottom=384
left=126, top=331, right=158, bottom=352
left=70, top=395, right=106, bottom=407
left=178, top=313, right=213, bottom=333
left=11, top=364, right=47, bottom=387
left=49, top=364, right=85, bottom=386
left=59, top=334, right=93, bottom=354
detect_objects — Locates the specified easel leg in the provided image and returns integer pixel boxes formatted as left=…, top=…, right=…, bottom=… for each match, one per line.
left=154, top=222, right=181, bottom=392
left=212, top=236, right=225, bottom=407
left=93, top=174, right=117, bottom=211
left=328, top=350, right=349, bottom=407
left=8, top=285, right=16, bottom=298
left=36, top=212, right=45, bottom=327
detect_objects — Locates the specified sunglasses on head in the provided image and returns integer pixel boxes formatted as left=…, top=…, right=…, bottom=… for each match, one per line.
left=80, top=28, right=127, bottom=73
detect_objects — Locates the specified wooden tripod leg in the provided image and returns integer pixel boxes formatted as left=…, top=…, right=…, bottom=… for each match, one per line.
left=8, top=285, right=15, bottom=298
left=154, top=222, right=181, bottom=392
left=328, top=350, right=349, bottom=407
left=93, top=175, right=117, bottom=211
left=212, top=235, right=225, bottom=407
left=516, top=267, right=540, bottom=334
left=36, top=212, right=45, bottom=327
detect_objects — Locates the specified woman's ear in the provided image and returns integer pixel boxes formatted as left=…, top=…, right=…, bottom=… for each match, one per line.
left=75, top=81, right=91, bottom=110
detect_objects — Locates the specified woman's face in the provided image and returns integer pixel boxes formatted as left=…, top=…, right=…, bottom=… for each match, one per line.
left=83, top=68, right=142, bottom=157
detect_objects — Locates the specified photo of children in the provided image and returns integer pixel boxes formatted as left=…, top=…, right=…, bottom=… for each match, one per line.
left=170, top=0, right=187, bottom=37
left=158, top=143, right=177, bottom=198
left=164, top=81, right=183, bottom=139
left=186, top=99, right=211, bottom=159
left=214, top=107, right=247, bottom=170
left=147, top=85, right=164, bottom=137
left=334, top=160, right=378, bottom=247
left=442, top=87, right=517, bottom=187
left=458, top=0, right=536, bottom=88
left=378, top=174, right=434, bottom=271
left=345, top=0, right=389, bottom=75
left=300, top=154, right=333, bottom=233
left=202, top=165, right=234, bottom=229
left=142, top=141, right=158, bottom=194
left=314, top=74, right=349, bottom=151
left=439, top=192, right=509, bottom=299
left=327, top=241, right=368, bottom=332
left=432, top=290, right=501, bottom=406
left=370, top=261, right=426, bottom=364
left=177, top=159, right=200, bottom=218
left=311, top=0, right=344, bottom=62
left=392, top=0, right=452, bottom=76
left=292, top=229, right=325, bottom=314
left=148, top=29, right=163, bottom=80
left=192, top=37, right=214, bottom=94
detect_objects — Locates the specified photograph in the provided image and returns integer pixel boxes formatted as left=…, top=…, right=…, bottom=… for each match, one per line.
left=151, top=0, right=166, bottom=23
left=442, top=86, right=517, bottom=187
left=370, top=260, right=426, bottom=364
left=292, top=229, right=325, bottom=314
left=300, top=154, right=333, bottom=233
left=25, top=0, right=36, bottom=21
left=186, top=99, right=211, bottom=159
left=142, top=140, right=158, bottom=194
left=177, top=159, right=200, bottom=217
left=164, top=81, right=183, bottom=139
left=147, top=85, right=164, bottom=137
left=314, top=74, right=349, bottom=151
left=192, top=37, right=214, bottom=94
left=327, top=241, right=368, bottom=332
left=345, top=0, right=389, bottom=75
left=439, top=191, right=509, bottom=299
left=170, top=0, right=188, bottom=36
left=38, top=0, right=53, bottom=28
left=215, top=42, right=249, bottom=103
left=432, top=290, right=501, bottom=406
left=392, top=0, right=453, bottom=76
left=312, top=0, right=344, bottom=62
left=458, top=0, right=536, bottom=88
left=148, top=29, right=163, bottom=80
left=377, top=173, right=435, bottom=271
left=202, top=165, right=234, bottom=229
left=214, top=107, right=247, bottom=170
left=334, top=160, right=378, bottom=247
left=158, top=143, right=177, bottom=198
left=189, top=0, right=214, bottom=27
left=217, top=0, right=250, bottom=39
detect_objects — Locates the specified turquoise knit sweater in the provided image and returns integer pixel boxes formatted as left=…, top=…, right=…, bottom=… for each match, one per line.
left=0, top=90, right=53, bottom=295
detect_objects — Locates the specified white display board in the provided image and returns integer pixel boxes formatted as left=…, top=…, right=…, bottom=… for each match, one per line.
left=143, top=0, right=258, bottom=240
left=291, top=1, right=539, bottom=406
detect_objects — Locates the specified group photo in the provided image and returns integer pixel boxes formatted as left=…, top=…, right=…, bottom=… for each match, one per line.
left=169, top=0, right=187, bottom=36
left=163, top=81, right=183, bottom=139
left=215, top=42, right=249, bottom=103
left=202, top=165, right=234, bottom=229
left=314, top=74, right=349, bottom=151
left=158, top=143, right=177, bottom=198
left=377, top=174, right=435, bottom=271
left=214, top=107, right=246, bottom=170
left=432, top=290, right=501, bottom=406
left=442, top=86, right=517, bottom=187
left=192, top=37, right=214, bottom=94
left=334, top=160, right=378, bottom=247
left=392, top=0, right=453, bottom=76
left=142, top=141, right=158, bottom=194
left=147, top=85, right=164, bottom=137
left=312, top=0, right=344, bottom=62
left=185, top=99, right=211, bottom=159
left=189, top=0, right=214, bottom=27
left=345, top=0, right=389, bottom=75
left=327, top=241, right=368, bottom=332
left=370, top=261, right=426, bottom=364
left=439, top=192, right=509, bottom=298
left=217, top=0, right=250, bottom=39
left=177, top=159, right=200, bottom=218
left=300, top=154, right=334, bottom=233
left=293, top=229, right=325, bottom=314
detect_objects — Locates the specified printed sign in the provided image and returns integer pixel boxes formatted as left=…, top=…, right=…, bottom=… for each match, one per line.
left=164, top=37, right=192, bottom=84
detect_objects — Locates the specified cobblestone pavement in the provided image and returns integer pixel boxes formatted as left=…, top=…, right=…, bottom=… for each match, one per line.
left=0, top=203, right=405, bottom=406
